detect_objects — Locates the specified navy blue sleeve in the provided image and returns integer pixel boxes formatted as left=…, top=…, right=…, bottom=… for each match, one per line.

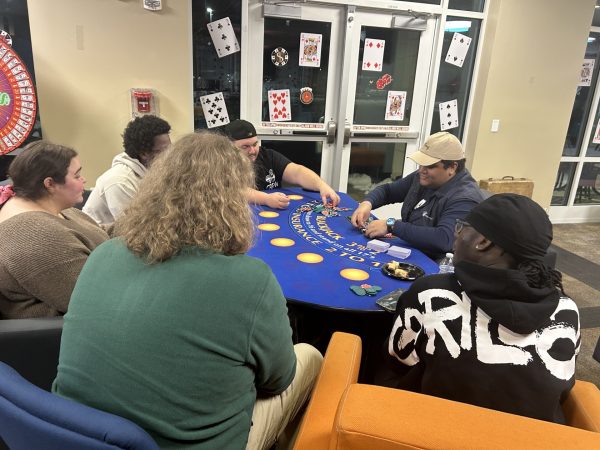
left=364, top=172, right=415, bottom=208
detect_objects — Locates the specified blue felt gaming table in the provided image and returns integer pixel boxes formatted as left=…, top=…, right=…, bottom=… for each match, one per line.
left=247, top=187, right=439, bottom=312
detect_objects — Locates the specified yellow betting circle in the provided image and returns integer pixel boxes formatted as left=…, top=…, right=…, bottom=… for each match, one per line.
left=258, top=211, right=280, bottom=218
left=257, top=223, right=280, bottom=231
left=287, top=194, right=304, bottom=200
left=296, top=253, right=324, bottom=264
left=339, top=268, right=370, bottom=281
left=270, top=238, right=295, bottom=247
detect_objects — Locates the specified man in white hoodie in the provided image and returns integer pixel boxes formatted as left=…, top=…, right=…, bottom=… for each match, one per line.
left=83, top=115, right=171, bottom=225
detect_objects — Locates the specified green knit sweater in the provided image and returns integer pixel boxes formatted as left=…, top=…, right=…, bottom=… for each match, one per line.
left=53, top=239, right=296, bottom=449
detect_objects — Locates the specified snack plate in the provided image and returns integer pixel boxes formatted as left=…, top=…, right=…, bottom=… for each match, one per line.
left=381, top=262, right=425, bottom=281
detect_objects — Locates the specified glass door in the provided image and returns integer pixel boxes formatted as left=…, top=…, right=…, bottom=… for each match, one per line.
left=245, top=1, right=438, bottom=200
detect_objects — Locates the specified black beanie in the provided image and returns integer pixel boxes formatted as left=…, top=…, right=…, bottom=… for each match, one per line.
left=465, top=193, right=553, bottom=261
left=222, top=119, right=256, bottom=140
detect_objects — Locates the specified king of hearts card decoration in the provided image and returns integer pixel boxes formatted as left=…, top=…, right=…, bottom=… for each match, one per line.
left=0, top=31, right=37, bottom=155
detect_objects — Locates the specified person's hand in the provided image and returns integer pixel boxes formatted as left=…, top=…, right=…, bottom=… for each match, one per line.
left=266, top=192, right=290, bottom=209
left=364, top=219, right=387, bottom=239
left=351, top=201, right=372, bottom=228
left=319, top=183, right=340, bottom=207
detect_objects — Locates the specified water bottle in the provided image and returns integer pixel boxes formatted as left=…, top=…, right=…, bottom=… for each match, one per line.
left=438, top=252, right=454, bottom=274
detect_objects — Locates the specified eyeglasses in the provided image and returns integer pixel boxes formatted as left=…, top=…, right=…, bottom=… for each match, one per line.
left=454, top=218, right=472, bottom=234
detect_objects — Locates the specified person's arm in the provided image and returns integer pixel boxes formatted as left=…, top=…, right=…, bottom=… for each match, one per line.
left=103, top=180, right=138, bottom=220
left=248, top=271, right=297, bottom=395
left=282, top=163, right=340, bottom=206
left=246, top=188, right=290, bottom=209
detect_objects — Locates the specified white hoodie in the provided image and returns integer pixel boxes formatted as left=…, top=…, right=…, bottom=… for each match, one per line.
left=83, top=152, right=146, bottom=225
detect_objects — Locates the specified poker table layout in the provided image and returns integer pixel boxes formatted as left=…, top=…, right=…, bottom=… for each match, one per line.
left=247, top=187, right=439, bottom=312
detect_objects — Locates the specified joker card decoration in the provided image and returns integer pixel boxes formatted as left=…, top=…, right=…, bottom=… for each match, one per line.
left=207, top=17, right=240, bottom=58
left=362, top=38, right=385, bottom=72
left=268, top=89, right=291, bottom=122
left=385, top=91, right=406, bottom=121
left=299, top=33, right=322, bottom=67
left=200, top=92, right=230, bottom=128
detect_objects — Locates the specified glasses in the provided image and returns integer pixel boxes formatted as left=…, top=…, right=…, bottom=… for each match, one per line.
left=455, top=218, right=472, bottom=234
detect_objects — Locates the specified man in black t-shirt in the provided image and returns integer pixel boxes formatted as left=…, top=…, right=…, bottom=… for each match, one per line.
left=223, top=120, right=339, bottom=209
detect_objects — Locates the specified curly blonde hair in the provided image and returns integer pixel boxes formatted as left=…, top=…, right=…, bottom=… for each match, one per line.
left=115, top=132, right=255, bottom=263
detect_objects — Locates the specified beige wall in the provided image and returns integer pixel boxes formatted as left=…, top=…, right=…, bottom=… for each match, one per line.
left=27, top=0, right=194, bottom=184
left=467, top=0, right=596, bottom=207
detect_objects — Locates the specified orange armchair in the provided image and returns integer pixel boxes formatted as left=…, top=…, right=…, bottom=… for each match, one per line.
left=294, top=332, right=600, bottom=450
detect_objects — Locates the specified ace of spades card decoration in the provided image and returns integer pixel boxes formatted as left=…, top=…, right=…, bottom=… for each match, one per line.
left=362, top=38, right=385, bottom=72
left=207, top=17, right=240, bottom=58
left=439, top=99, right=459, bottom=131
left=385, top=91, right=407, bottom=121
left=445, top=33, right=472, bottom=68
left=200, top=92, right=230, bottom=128
left=299, top=33, right=322, bottom=68
left=268, top=89, right=291, bottom=122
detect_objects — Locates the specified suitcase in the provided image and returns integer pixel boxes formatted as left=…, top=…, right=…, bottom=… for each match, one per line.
left=479, top=176, right=534, bottom=198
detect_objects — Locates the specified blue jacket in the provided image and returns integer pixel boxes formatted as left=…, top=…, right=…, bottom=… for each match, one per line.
left=365, top=169, right=485, bottom=259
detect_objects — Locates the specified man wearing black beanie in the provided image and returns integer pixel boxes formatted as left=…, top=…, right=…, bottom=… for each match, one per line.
left=381, top=193, right=580, bottom=424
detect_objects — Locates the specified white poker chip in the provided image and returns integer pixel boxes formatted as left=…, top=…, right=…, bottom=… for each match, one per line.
left=271, top=47, right=289, bottom=67
left=0, top=30, right=12, bottom=46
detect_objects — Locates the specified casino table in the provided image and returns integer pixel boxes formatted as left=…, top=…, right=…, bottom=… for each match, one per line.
left=247, top=187, right=439, bottom=313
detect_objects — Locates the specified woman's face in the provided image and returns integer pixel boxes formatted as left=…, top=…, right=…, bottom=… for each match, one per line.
left=51, top=157, right=86, bottom=208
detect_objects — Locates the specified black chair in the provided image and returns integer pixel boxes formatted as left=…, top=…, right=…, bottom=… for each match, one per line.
left=0, top=317, right=63, bottom=391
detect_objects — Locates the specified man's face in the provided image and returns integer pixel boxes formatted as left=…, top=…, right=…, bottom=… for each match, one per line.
left=417, top=161, right=457, bottom=189
left=141, top=133, right=171, bottom=166
left=452, top=220, right=482, bottom=265
left=234, top=136, right=260, bottom=162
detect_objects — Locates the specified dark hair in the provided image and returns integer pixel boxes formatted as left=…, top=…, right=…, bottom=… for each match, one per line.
left=441, top=158, right=466, bottom=173
left=518, top=260, right=566, bottom=296
left=8, top=141, right=77, bottom=200
left=122, top=115, right=171, bottom=160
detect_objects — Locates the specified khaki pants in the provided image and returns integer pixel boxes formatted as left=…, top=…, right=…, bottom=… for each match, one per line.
left=246, top=343, right=323, bottom=450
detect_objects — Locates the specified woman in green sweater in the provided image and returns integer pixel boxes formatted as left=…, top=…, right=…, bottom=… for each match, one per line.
left=53, top=132, right=322, bottom=450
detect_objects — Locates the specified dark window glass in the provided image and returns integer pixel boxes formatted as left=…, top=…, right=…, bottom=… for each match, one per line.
left=430, top=18, right=481, bottom=140
left=192, top=0, right=241, bottom=130
left=260, top=140, right=323, bottom=186
left=262, top=18, right=331, bottom=124
left=392, top=0, right=441, bottom=4
left=592, top=1, right=600, bottom=27
left=551, top=162, right=577, bottom=206
left=563, top=32, right=600, bottom=156
left=448, top=0, right=485, bottom=12
left=574, top=162, right=600, bottom=205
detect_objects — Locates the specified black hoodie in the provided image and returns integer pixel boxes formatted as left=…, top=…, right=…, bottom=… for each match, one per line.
left=384, top=260, right=580, bottom=423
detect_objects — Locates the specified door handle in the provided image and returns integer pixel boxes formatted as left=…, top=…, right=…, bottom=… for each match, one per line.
left=326, top=120, right=337, bottom=144
left=343, top=121, right=351, bottom=145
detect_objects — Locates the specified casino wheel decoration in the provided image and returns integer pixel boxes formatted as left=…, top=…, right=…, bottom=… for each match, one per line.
left=271, top=47, right=289, bottom=67
left=0, top=32, right=37, bottom=155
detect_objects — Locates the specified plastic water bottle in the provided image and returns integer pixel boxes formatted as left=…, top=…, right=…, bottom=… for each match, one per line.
left=439, top=252, right=454, bottom=274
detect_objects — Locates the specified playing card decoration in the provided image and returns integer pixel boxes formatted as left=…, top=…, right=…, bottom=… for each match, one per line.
left=376, top=74, right=393, bottom=90
left=271, top=47, right=289, bottom=67
left=300, top=87, right=313, bottom=105
left=299, top=33, right=322, bottom=67
left=593, top=118, right=600, bottom=144
left=579, top=59, right=595, bottom=87
left=268, top=89, right=291, bottom=122
left=385, top=91, right=406, bottom=121
left=439, top=99, right=459, bottom=131
left=444, top=33, right=472, bottom=68
left=200, top=92, right=230, bottom=128
left=207, top=17, right=240, bottom=58
left=362, top=38, right=385, bottom=72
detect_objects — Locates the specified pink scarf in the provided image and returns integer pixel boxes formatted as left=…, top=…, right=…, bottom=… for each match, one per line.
left=0, top=184, right=15, bottom=205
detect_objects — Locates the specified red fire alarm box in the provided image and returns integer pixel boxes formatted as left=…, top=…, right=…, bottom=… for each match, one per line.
left=130, top=88, right=157, bottom=117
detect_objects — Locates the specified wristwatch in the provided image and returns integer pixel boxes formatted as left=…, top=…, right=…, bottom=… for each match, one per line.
left=386, top=218, right=396, bottom=233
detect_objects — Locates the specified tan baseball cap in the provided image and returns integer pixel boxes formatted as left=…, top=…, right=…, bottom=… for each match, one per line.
left=408, top=132, right=465, bottom=166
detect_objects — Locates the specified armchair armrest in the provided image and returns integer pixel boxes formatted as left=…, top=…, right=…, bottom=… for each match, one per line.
left=293, top=332, right=362, bottom=450
left=563, top=380, right=600, bottom=432
left=331, top=384, right=600, bottom=450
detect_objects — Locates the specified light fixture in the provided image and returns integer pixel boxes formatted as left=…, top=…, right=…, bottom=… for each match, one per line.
left=445, top=20, right=471, bottom=33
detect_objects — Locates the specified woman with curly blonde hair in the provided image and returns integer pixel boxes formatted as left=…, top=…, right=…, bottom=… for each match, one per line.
left=54, top=132, right=322, bottom=450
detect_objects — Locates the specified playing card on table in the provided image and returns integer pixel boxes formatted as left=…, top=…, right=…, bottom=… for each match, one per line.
left=385, top=90, right=407, bottom=121
left=444, top=32, right=472, bottom=68
left=200, top=92, right=230, bottom=128
left=362, top=38, right=385, bottom=72
left=579, top=59, right=595, bottom=87
left=207, top=17, right=240, bottom=58
left=268, top=89, right=291, bottom=122
left=299, top=33, right=322, bottom=68
left=439, top=99, right=459, bottom=131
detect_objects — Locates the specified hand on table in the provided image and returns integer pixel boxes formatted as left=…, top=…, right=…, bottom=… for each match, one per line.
left=364, top=219, right=388, bottom=239
left=350, top=201, right=372, bottom=228
left=266, top=192, right=290, bottom=209
left=319, top=183, right=340, bottom=207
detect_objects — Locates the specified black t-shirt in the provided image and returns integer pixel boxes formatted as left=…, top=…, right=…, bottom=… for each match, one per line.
left=254, top=147, right=292, bottom=190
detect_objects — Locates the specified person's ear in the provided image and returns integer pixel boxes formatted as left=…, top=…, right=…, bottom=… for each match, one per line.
left=474, top=237, right=493, bottom=251
left=43, top=177, right=56, bottom=192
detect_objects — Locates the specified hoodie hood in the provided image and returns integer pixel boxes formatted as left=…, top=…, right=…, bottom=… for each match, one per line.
left=111, top=152, right=146, bottom=179
left=454, top=260, right=560, bottom=334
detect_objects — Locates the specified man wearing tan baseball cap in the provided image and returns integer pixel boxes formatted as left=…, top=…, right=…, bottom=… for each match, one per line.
left=351, top=132, right=485, bottom=260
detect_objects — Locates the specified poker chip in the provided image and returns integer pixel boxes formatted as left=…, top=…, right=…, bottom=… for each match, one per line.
left=300, top=87, right=313, bottom=105
left=350, top=285, right=382, bottom=296
left=271, top=47, right=288, bottom=66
